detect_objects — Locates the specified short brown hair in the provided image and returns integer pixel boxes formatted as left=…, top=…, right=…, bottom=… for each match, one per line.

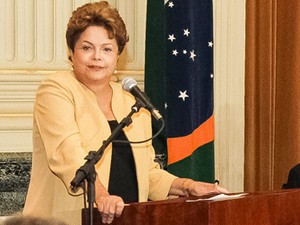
left=66, top=1, right=129, bottom=58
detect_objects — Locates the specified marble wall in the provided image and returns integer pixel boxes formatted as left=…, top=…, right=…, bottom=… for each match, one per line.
left=0, top=153, right=31, bottom=216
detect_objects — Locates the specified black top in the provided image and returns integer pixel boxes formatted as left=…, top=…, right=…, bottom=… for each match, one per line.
left=107, top=120, right=139, bottom=203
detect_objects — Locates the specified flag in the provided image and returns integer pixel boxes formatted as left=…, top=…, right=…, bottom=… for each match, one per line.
left=145, top=0, right=215, bottom=182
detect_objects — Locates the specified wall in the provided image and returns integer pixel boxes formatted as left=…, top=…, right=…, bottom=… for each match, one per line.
left=213, top=0, right=245, bottom=193
left=0, top=0, right=146, bottom=154
left=245, top=0, right=300, bottom=191
left=0, top=0, right=245, bottom=216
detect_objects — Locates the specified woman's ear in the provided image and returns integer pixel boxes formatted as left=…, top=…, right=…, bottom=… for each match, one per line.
left=68, top=48, right=74, bottom=62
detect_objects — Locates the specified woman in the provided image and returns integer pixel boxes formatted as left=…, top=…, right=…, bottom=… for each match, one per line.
left=23, top=2, right=228, bottom=225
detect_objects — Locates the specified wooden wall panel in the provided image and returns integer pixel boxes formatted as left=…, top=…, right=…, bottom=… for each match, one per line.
left=245, top=0, right=300, bottom=191
left=274, top=0, right=300, bottom=189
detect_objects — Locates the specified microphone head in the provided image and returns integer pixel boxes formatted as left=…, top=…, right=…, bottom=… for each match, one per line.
left=122, top=77, right=137, bottom=92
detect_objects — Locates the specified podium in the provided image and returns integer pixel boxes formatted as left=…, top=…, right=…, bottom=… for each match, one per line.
left=82, top=189, right=300, bottom=225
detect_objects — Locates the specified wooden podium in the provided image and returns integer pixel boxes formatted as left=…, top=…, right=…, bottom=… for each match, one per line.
left=82, top=189, right=300, bottom=225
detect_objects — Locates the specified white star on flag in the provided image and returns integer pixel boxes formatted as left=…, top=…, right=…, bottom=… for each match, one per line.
left=168, top=1, right=175, bottom=8
left=168, top=34, right=176, bottom=42
left=172, top=49, right=179, bottom=56
left=190, top=50, right=196, bottom=61
left=178, top=90, right=189, bottom=101
left=208, top=41, right=213, bottom=47
left=183, top=29, right=190, bottom=36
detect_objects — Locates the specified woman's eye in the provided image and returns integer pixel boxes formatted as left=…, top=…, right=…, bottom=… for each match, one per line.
left=82, top=46, right=91, bottom=51
left=104, top=47, right=112, bottom=52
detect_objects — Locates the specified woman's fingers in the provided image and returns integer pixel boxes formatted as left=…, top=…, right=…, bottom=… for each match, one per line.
left=97, top=195, right=125, bottom=224
left=115, top=200, right=125, bottom=217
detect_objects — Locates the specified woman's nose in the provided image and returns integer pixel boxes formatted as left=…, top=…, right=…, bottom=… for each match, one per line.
left=92, top=49, right=102, bottom=61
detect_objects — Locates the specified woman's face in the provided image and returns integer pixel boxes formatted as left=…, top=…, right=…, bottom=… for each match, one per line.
left=70, top=26, right=119, bottom=87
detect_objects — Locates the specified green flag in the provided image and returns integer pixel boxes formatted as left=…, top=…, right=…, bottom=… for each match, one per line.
left=145, top=0, right=215, bottom=183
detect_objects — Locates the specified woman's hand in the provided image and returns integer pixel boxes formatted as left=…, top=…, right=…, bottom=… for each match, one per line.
left=95, top=174, right=125, bottom=224
left=96, top=195, right=125, bottom=224
left=169, top=178, right=229, bottom=197
left=187, top=180, right=229, bottom=196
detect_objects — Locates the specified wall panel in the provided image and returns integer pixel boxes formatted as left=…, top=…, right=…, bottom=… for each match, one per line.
left=0, top=0, right=146, bottom=152
left=213, top=0, right=245, bottom=192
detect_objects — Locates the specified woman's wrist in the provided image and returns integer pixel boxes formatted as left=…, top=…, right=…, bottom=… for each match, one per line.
left=181, top=178, right=194, bottom=197
left=95, top=174, right=110, bottom=199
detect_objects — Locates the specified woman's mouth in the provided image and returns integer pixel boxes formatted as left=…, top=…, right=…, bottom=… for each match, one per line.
left=88, top=65, right=103, bottom=70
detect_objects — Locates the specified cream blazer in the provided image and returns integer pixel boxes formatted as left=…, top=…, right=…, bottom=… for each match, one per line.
left=23, top=71, right=177, bottom=225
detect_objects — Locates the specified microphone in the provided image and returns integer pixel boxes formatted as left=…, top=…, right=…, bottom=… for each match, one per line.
left=122, top=77, right=163, bottom=121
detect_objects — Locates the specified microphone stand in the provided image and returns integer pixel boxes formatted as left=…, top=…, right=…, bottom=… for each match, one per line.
left=70, top=100, right=143, bottom=225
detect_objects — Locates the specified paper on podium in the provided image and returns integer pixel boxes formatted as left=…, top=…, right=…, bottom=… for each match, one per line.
left=186, top=193, right=248, bottom=202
